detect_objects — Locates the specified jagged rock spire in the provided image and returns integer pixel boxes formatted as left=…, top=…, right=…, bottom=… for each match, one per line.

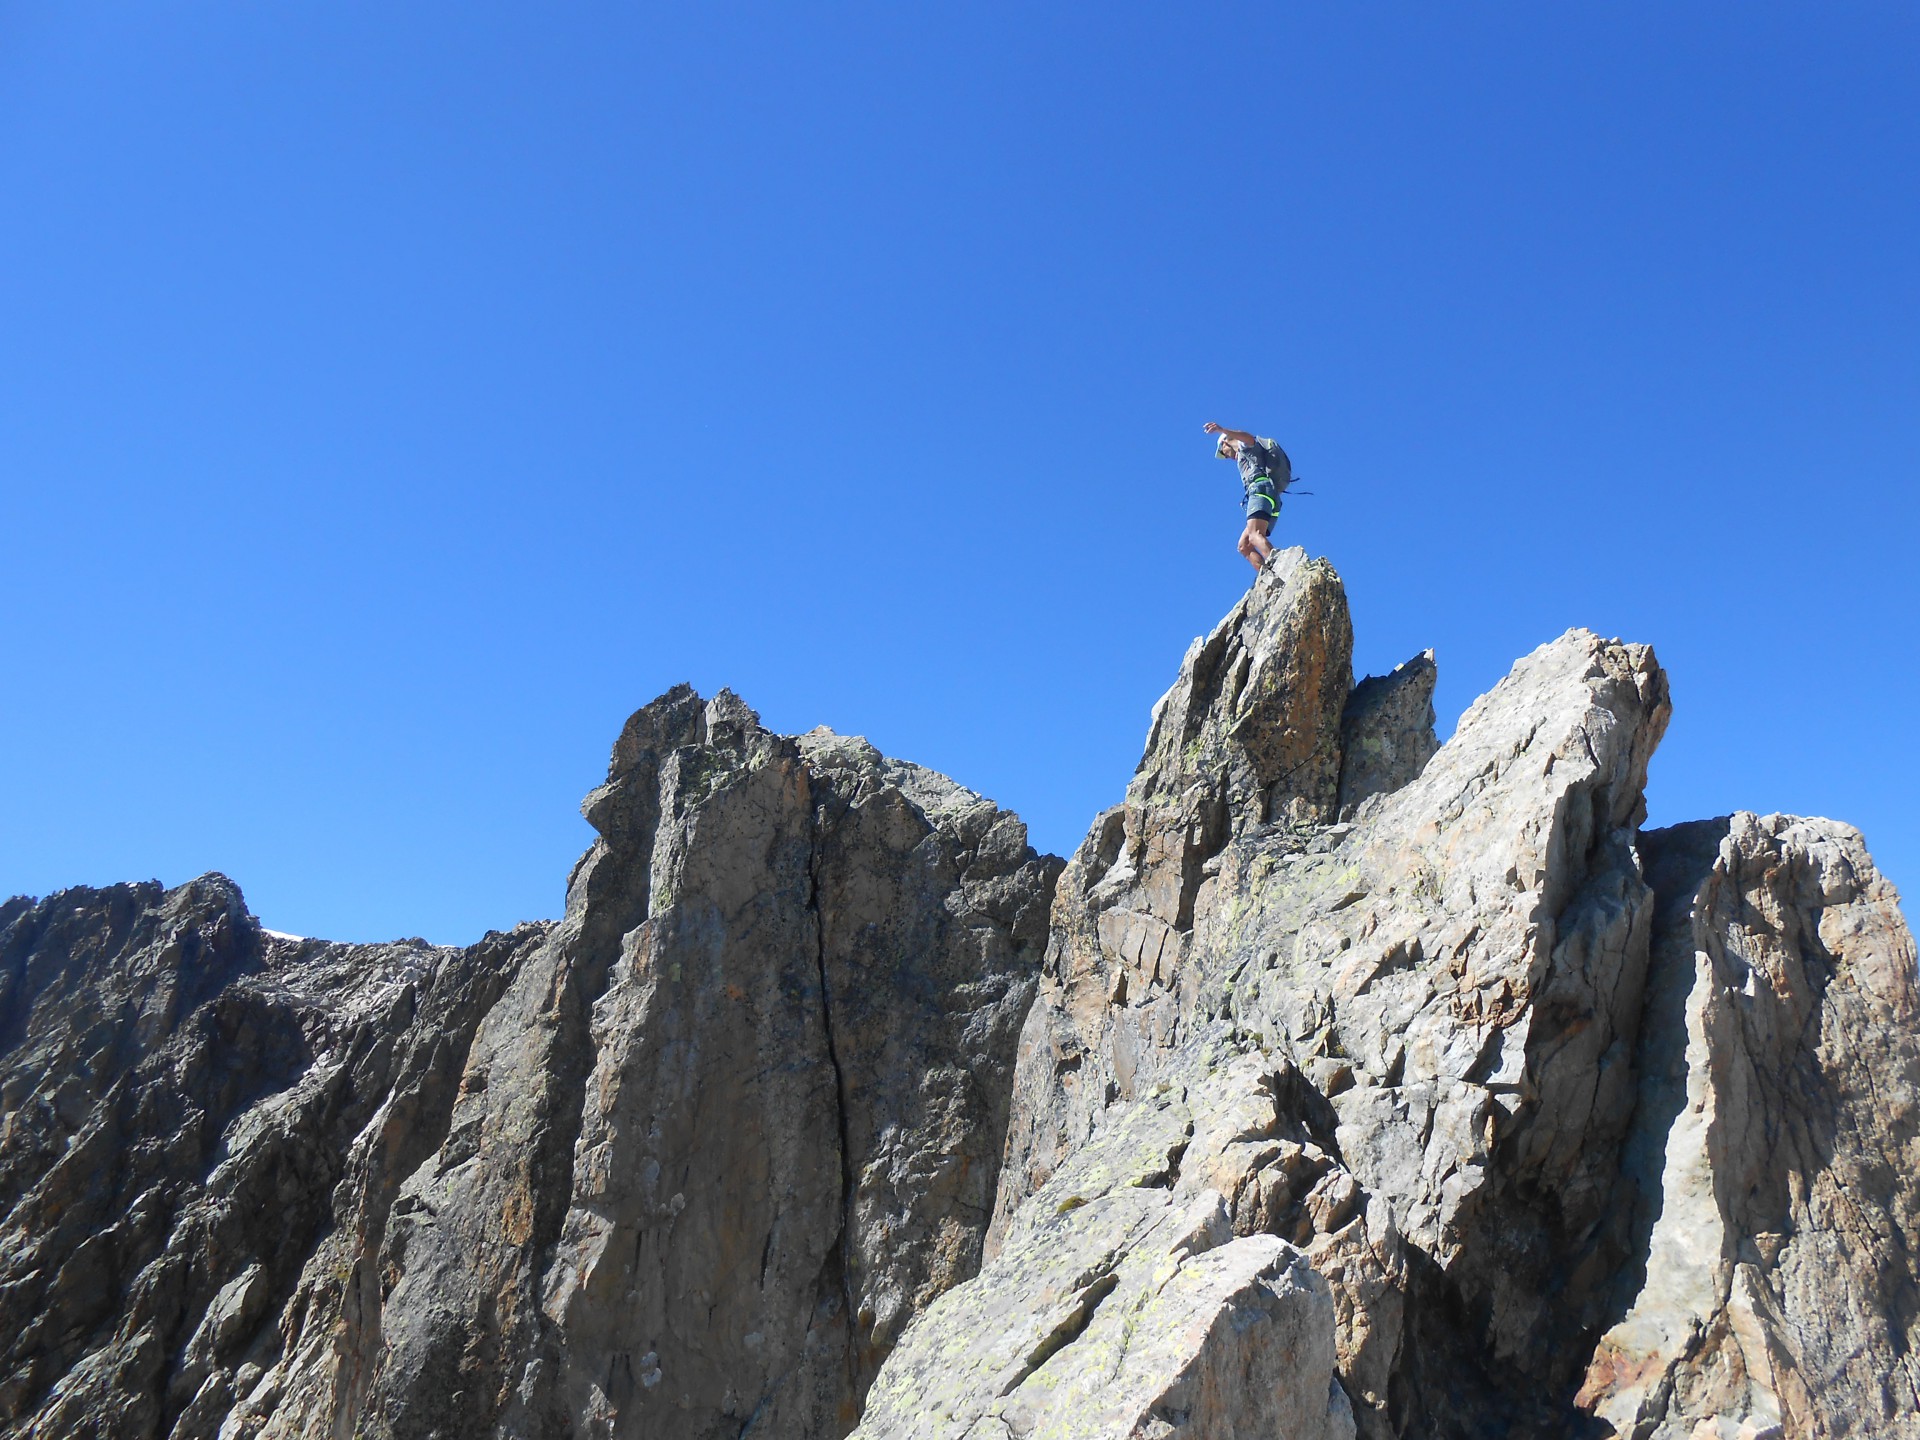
left=4, top=550, right=1914, bottom=1440
left=877, top=553, right=1918, bottom=1440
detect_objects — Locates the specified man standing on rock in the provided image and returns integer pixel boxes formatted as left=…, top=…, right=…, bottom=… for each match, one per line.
left=1204, top=421, right=1292, bottom=573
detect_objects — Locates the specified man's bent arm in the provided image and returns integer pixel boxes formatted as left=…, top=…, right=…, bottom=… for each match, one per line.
left=1203, top=421, right=1259, bottom=446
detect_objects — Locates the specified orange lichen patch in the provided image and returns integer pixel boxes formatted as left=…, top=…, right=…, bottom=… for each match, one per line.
left=1575, top=1339, right=1663, bottom=1410
left=502, top=1184, right=536, bottom=1247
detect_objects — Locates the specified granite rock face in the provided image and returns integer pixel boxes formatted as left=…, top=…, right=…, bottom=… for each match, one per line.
left=1579, top=814, right=1920, bottom=1439
left=877, top=550, right=1917, bottom=1440
left=989, top=548, right=1355, bottom=1251
left=0, top=689, right=1059, bottom=1440
left=0, top=876, right=547, bottom=1440
left=852, top=1061, right=1356, bottom=1440
left=1335, top=649, right=1438, bottom=821
left=5, top=547, right=1915, bottom=1440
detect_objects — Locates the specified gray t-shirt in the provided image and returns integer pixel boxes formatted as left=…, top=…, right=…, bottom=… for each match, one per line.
left=1235, top=437, right=1292, bottom=491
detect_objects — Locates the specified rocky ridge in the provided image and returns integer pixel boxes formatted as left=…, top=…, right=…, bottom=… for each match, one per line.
left=0, top=692, right=1058, bottom=1439
left=872, top=550, right=1918, bottom=1440
left=2, top=548, right=1913, bottom=1440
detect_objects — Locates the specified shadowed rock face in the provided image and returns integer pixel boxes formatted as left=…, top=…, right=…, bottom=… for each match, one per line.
left=0, top=876, right=548, bottom=1440
left=5, top=551, right=1915, bottom=1440
left=0, top=690, right=1059, bottom=1440
left=1336, top=650, right=1438, bottom=821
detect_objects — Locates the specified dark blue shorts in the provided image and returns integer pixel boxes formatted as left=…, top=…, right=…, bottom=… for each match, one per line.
left=1245, top=480, right=1281, bottom=522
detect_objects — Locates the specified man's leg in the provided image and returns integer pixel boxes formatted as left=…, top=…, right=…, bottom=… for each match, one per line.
left=1239, top=516, right=1275, bottom=570
left=1250, top=515, right=1274, bottom=562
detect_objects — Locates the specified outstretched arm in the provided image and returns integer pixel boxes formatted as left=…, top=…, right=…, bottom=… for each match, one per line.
left=1203, top=421, right=1258, bottom=447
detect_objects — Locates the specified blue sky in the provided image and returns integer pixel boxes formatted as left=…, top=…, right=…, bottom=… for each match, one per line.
left=2, top=3, right=1914, bottom=943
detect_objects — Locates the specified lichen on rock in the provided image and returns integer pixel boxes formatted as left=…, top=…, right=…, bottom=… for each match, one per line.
left=884, top=552, right=1915, bottom=1440
left=2, top=548, right=1913, bottom=1440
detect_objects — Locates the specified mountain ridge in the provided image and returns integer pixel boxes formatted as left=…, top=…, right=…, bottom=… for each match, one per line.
left=2, top=549, right=1911, bottom=1440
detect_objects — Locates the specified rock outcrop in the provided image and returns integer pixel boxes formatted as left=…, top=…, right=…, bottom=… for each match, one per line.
left=0, top=876, right=548, bottom=1440
left=853, top=1062, right=1356, bottom=1440
left=1579, top=814, right=1920, bottom=1439
left=3, top=547, right=1913, bottom=1440
left=1335, top=649, right=1438, bottom=821
left=0, top=690, right=1059, bottom=1440
left=877, top=549, right=1918, bottom=1440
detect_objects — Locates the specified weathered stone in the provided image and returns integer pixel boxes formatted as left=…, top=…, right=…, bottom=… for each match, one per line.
left=0, top=876, right=546, bottom=1440
left=905, top=564, right=1914, bottom=1438
left=920, top=614, right=1680, bottom=1438
left=852, top=1060, right=1355, bottom=1440
left=1578, top=813, right=1920, bottom=1439
left=1335, top=649, right=1438, bottom=820
left=991, top=549, right=1354, bottom=1252
left=0, top=690, right=1058, bottom=1440
left=6, top=550, right=1916, bottom=1440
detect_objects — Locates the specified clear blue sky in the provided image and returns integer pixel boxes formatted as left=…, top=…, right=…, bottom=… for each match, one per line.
left=2, top=4, right=1914, bottom=943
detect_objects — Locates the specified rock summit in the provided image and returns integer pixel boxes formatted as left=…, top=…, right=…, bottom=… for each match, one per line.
left=3, top=550, right=1912, bottom=1440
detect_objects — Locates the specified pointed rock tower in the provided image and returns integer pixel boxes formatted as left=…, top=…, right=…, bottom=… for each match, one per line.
left=861, top=548, right=1919, bottom=1440
left=2, top=549, right=1913, bottom=1440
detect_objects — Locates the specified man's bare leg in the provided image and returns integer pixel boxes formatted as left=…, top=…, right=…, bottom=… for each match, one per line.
left=1238, top=517, right=1275, bottom=572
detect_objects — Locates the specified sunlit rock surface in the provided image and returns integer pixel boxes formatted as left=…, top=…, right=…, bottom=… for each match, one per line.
left=3, top=548, right=1912, bottom=1440
left=881, top=550, right=1916, bottom=1439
